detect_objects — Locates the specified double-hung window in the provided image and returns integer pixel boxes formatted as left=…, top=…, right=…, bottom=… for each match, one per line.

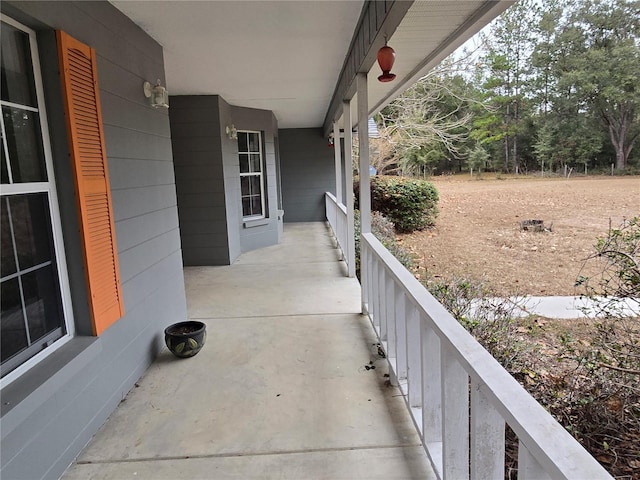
left=1, top=16, right=72, bottom=381
left=238, top=131, right=265, bottom=219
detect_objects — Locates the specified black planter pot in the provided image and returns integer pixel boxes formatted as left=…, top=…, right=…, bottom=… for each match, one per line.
left=164, top=321, right=207, bottom=358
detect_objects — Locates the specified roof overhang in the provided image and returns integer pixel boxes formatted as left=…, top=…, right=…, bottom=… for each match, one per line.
left=366, top=1, right=514, bottom=120
left=110, top=1, right=514, bottom=131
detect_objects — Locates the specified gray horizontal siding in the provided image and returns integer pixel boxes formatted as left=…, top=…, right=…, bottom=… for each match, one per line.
left=176, top=192, right=226, bottom=209
left=279, top=128, right=336, bottom=222
left=111, top=185, right=178, bottom=221
left=120, top=251, right=184, bottom=316
left=118, top=229, right=182, bottom=292
left=100, top=90, right=171, bottom=137
left=170, top=121, right=220, bottom=139
left=180, top=232, right=229, bottom=249
left=115, top=208, right=180, bottom=252
left=177, top=206, right=228, bottom=223
left=170, top=95, right=231, bottom=266
left=175, top=164, right=225, bottom=182
left=179, top=220, right=229, bottom=236
left=103, top=126, right=174, bottom=161
left=182, top=247, right=231, bottom=266
left=109, top=158, right=176, bottom=189
left=0, top=3, right=187, bottom=480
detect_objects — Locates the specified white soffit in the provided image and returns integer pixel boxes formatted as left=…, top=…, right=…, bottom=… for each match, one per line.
left=111, top=1, right=364, bottom=128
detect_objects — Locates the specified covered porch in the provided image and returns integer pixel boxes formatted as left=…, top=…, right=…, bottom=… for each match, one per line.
left=61, top=217, right=612, bottom=480
left=62, top=223, right=436, bottom=479
left=0, top=1, right=613, bottom=478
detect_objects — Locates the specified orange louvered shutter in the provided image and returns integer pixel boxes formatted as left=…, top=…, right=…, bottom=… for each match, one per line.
left=57, top=30, right=124, bottom=335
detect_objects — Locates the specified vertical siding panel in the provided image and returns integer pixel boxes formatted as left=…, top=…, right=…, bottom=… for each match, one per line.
left=57, top=30, right=124, bottom=335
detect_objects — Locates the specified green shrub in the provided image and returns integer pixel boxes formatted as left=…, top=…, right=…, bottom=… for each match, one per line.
left=354, top=210, right=414, bottom=279
left=354, top=175, right=439, bottom=233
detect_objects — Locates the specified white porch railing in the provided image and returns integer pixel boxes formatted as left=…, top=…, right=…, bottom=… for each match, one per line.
left=325, top=192, right=351, bottom=272
left=360, top=232, right=612, bottom=480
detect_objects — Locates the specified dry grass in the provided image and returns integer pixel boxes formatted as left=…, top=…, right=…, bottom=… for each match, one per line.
left=399, top=175, right=640, bottom=296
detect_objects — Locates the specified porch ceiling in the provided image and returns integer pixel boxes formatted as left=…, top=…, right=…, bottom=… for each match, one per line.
left=110, top=0, right=364, bottom=128
left=111, top=1, right=513, bottom=130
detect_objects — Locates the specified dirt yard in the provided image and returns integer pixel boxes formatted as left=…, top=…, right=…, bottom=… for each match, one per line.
left=399, top=175, right=640, bottom=296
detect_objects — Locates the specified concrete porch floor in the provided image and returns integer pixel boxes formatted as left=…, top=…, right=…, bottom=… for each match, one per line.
left=63, top=223, right=436, bottom=479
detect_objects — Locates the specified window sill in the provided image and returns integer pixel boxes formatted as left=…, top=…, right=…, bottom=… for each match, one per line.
left=243, top=217, right=270, bottom=229
left=1, top=336, right=101, bottom=439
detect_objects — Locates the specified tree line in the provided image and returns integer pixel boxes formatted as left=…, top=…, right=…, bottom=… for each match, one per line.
left=372, top=0, right=640, bottom=176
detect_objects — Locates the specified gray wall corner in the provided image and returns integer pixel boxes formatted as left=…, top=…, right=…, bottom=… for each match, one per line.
left=279, top=128, right=336, bottom=223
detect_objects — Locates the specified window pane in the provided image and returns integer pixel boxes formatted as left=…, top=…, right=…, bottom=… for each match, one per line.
left=237, top=132, right=248, bottom=152
left=0, top=22, right=37, bottom=107
left=1, top=278, right=28, bottom=363
left=22, top=265, right=64, bottom=344
left=251, top=196, right=262, bottom=216
left=241, top=176, right=250, bottom=196
left=239, top=154, right=250, bottom=174
left=250, top=154, right=261, bottom=173
left=242, top=197, right=251, bottom=217
left=1, top=198, right=17, bottom=277
left=1, top=144, right=9, bottom=184
left=10, top=194, right=55, bottom=270
left=248, top=133, right=260, bottom=152
left=2, top=107, right=47, bottom=182
left=250, top=175, right=261, bottom=195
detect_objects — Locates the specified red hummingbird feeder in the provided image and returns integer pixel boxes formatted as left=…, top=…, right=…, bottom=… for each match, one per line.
left=377, top=40, right=396, bottom=83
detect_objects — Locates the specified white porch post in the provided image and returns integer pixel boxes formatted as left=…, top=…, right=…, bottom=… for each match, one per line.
left=357, top=73, right=371, bottom=234
left=343, top=101, right=356, bottom=278
left=333, top=120, right=343, bottom=204
left=357, top=73, right=370, bottom=312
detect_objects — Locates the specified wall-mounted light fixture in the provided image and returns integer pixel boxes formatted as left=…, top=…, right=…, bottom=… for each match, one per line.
left=143, top=79, right=169, bottom=108
left=226, top=125, right=238, bottom=140
left=377, top=37, right=396, bottom=83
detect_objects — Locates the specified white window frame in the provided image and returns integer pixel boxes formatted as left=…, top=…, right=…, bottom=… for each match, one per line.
left=0, top=15, right=75, bottom=388
left=238, top=130, right=266, bottom=220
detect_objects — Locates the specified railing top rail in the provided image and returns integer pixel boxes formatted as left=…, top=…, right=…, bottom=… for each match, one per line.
left=325, top=192, right=348, bottom=215
left=362, top=232, right=612, bottom=479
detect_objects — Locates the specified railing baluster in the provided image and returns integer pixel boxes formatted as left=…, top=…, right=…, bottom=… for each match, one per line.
left=341, top=210, right=347, bottom=259
left=442, top=346, right=469, bottom=480
left=360, top=244, right=375, bottom=316
left=422, top=320, right=442, bottom=438
left=386, top=277, right=396, bottom=364
left=406, top=302, right=422, bottom=409
left=362, top=243, right=369, bottom=313
left=370, top=254, right=379, bottom=328
left=518, top=442, right=552, bottom=480
left=379, top=264, right=388, bottom=341
left=336, top=209, right=342, bottom=259
left=395, top=288, right=407, bottom=382
left=340, top=209, right=344, bottom=257
left=421, top=318, right=443, bottom=476
left=471, top=380, right=505, bottom=480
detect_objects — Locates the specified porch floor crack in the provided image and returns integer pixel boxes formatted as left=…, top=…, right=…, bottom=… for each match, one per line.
left=77, top=443, right=424, bottom=465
